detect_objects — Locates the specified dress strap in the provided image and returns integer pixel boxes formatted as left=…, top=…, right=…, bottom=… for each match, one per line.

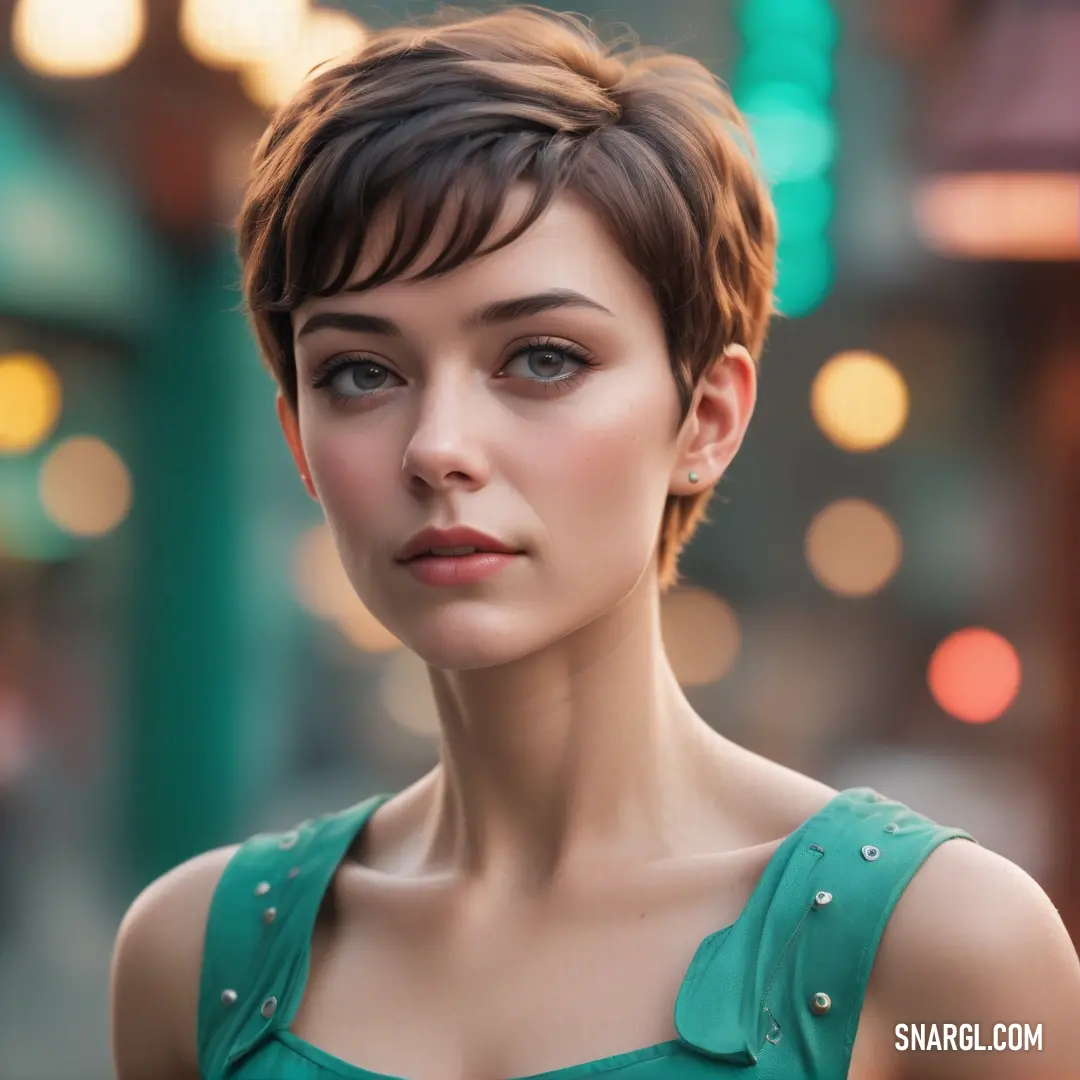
left=674, top=788, right=976, bottom=1072
left=196, top=795, right=391, bottom=1080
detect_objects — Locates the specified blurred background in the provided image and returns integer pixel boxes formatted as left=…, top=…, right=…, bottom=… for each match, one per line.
left=1, top=0, right=1079, bottom=1075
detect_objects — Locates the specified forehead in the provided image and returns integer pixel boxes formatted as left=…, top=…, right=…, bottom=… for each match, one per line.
left=293, top=187, right=658, bottom=322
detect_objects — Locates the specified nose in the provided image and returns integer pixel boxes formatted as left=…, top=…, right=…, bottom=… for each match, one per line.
left=401, top=376, right=492, bottom=494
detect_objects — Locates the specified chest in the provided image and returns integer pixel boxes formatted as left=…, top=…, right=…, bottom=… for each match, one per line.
left=291, top=886, right=702, bottom=1078
left=284, top=859, right=896, bottom=1080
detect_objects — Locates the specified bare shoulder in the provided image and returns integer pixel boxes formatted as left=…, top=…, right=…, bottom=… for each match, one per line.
left=711, top=742, right=841, bottom=842
left=866, top=837, right=1080, bottom=1079
left=109, top=844, right=241, bottom=1080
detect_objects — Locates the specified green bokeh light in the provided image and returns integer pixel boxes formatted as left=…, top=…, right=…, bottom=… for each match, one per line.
left=774, top=236, right=834, bottom=318
left=736, top=0, right=840, bottom=51
left=734, top=39, right=834, bottom=102
left=770, top=176, right=834, bottom=245
left=738, top=82, right=837, bottom=184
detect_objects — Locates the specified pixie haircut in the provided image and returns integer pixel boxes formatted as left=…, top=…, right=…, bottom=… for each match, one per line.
left=237, top=5, right=777, bottom=591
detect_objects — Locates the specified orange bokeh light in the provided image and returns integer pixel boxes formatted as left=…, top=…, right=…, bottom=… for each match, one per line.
left=915, top=172, right=1080, bottom=261
left=927, top=628, right=1021, bottom=723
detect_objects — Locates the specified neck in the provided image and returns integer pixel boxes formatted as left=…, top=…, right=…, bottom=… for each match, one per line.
left=410, top=574, right=729, bottom=889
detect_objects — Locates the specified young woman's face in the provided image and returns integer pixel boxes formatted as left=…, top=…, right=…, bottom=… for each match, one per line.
left=285, top=189, right=691, bottom=670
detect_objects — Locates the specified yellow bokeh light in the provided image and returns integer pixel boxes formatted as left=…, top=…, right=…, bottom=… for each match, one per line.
left=805, top=498, right=902, bottom=597
left=292, top=523, right=401, bottom=652
left=660, top=587, right=741, bottom=686
left=13, top=0, right=146, bottom=78
left=179, top=0, right=308, bottom=69
left=292, top=523, right=350, bottom=619
left=240, top=7, right=367, bottom=109
left=379, top=649, right=440, bottom=737
left=335, top=597, right=401, bottom=653
left=0, top=352, right=62, bottom=454
left=811, top=351, right=909, bottom=452
left=39, top=436, right=132, bottom=537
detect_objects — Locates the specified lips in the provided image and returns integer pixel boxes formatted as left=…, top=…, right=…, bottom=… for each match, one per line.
left=395, top=526, right=520, bottom=563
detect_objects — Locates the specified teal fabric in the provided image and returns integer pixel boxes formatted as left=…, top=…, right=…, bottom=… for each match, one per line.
left=197, top=788, right=975, bottom=1079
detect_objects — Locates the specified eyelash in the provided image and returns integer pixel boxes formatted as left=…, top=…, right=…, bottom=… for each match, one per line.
left=309, top=337, right=598, bottom=406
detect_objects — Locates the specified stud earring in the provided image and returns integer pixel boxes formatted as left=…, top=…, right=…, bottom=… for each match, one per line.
left=688, top=471, right=700, bottom=483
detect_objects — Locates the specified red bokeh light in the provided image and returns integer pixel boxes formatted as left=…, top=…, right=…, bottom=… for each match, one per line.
left=927, top=628, right=1022, bottom=724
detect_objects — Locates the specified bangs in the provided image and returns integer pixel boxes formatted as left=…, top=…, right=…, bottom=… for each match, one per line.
left=246, top=40, right=621, bottom=316
left=269, top=132, right=580, bottom=310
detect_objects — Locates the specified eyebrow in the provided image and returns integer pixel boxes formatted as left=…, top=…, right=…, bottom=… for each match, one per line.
left=295, top=288, right=615, bottom=341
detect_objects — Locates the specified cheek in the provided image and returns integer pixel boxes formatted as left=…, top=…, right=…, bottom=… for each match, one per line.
left=300, top=413, right=397, bottom=542
left=524, top=378, right=677, bottom=575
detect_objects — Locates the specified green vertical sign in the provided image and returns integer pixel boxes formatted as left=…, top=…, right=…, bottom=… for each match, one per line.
left=121, top=238, right=244, bottom=889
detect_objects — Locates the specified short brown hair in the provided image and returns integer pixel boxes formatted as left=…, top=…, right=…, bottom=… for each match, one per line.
left=236, top=4, right=777, bottom=590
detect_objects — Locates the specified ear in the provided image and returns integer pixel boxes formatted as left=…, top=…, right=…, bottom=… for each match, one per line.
left=276, top=393, right=318, bottom=501
left=670, top=344, right=757, bottom=495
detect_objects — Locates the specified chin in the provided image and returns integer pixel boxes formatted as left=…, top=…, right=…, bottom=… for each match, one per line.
left=385, top=601, right=564, bottom=672
left=410, top=641, right=527, bottom=672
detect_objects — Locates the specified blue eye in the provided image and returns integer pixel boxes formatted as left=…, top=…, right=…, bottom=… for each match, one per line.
left=337, top=362, right=392, bottom=393
left=504, top=347, right=581, bottom=380
left=502, top=339, right=596, bottom=384
left=313, top=359, right=401, bottom=399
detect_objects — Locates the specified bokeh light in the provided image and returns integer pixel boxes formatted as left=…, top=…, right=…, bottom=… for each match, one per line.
left=805, top=498, right=903, bottom=597
left=774, top=237, right=834, bottom=318
left=915, top=172, right=1080, bottom=261
left=771, top=176, right=834, bottom=245
left=179, top=0, right=307, bottom=70
left=736, top=0, right=838, bottom=318
left=379, top=649, right=440, bottom=737
left=736, top=0, right=840, bottom=51
left=292, top=523, right=400, bottom=652
left=0, top=352, right=62, bottom=454
left=38, top=435, right=132, bottom=537
left=734, top=39, right=833, bottom=102
left=292, top=523, right=350, bottom=620
left=811, top=350, right=910, bottom=452
left=240, top=8, right=367, bottom=110
left=660, top=587, right=741, bottom=686
left=928, top=628, right=1022, bottom=723
left=739, top=83, right=838, bottom=186
left=12, top=0, right=146, bottom=78
left=335, top=598, right=401, bottom=654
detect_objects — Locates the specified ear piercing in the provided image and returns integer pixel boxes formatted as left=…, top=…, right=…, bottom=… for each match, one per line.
left=688, top=471, right=700, bottom=483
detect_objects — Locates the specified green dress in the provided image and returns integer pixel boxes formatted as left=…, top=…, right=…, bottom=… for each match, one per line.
left=197, top=787, right=974, bottom=1079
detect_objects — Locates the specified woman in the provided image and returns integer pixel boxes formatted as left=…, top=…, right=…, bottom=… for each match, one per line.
left=109, top=7, right=1080, bottom=1079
